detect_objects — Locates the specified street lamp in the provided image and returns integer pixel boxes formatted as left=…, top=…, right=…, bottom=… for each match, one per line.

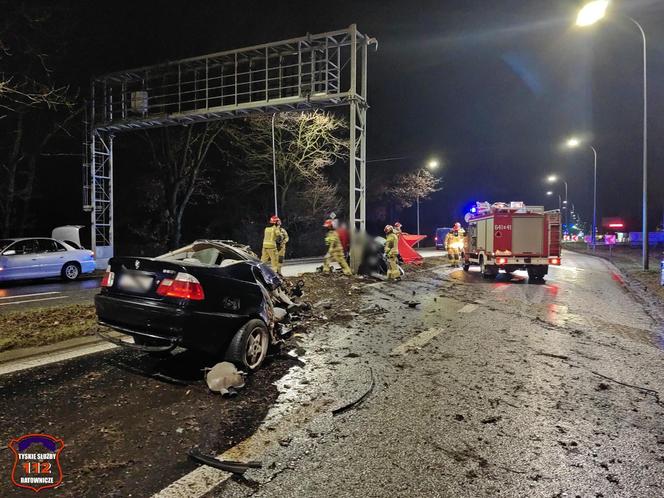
left=564, top=136, right=598, bottom=248
left=271, top=113, right=278, bottom=216
left=416, top=158, right=441, bottom=245
left=547, top=174, right=569, bottom=234
left=575, top=0, right=649, bottom=268
left=546, top=190, right=562, bottom=212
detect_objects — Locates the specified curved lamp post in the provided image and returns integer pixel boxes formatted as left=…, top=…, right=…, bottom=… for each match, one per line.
left=576, top=0, right=649, bottom=268
left=564, top=137, right=598, bottom=248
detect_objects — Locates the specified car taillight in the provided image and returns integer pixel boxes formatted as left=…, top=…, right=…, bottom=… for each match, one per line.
left=156, top=272, right=205, bottom=300
left=548, top=257, right=561, bottom=265
left=496, top=257, right=508, bottom=265
left=101, top=267, right=115, bottom=287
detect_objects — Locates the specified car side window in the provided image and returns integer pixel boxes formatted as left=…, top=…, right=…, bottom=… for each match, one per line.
left=11, top=240, right=37, bottom=255
left=53, top=241, right=68, bottom=252
left=36, top=239, right=58, bottom=253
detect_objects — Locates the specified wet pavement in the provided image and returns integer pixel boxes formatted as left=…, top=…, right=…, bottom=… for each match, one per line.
left=207, top=251, right=664, bottom=498
left=2, top=251, right=663, bottom=497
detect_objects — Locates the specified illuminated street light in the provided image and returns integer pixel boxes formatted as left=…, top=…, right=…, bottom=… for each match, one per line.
left=546, top=191, right=554, bottom=196
left=563, top=136, right=598, bottom=248
left=417, top=157, right=443, bottom=246
left=547, top=174, right=569, bottom=234
left=576, top=0, right=609, bottom=27
left=575, top=1, right=649, bottom=268
left=427, top=159, right=440, bottom=170
left=566, top=137, right=581, bottom=148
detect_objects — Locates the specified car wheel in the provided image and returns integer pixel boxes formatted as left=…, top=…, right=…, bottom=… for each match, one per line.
left=61, top=262, right=80, bottom=281
left=225, top=319, right=269, bottom=371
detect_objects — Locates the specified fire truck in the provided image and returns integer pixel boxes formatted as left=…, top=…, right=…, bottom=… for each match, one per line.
left=463, top=202, right=561, bottom=282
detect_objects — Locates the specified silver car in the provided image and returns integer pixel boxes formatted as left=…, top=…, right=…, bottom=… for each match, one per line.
left=0, top=238, right=96, bottom=282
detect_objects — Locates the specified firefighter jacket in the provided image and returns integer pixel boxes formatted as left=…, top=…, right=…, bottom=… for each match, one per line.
left=444, top=229, right=465, bottom=250
left=325, top=230, right=343, bottom=254
left=278, top=228, right=289, bottom=251
left=262, top=225, right=282, bottom=250
left=385, top=232, right=399, bottom=257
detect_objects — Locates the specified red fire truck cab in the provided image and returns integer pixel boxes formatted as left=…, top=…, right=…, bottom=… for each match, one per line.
left=463, top=202, right=561, bottom=282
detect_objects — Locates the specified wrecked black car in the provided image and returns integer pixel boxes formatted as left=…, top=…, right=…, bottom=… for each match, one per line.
left=95, top=240, right=296, bottom=371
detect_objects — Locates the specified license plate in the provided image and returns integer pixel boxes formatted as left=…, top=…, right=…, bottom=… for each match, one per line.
left=118, top=273, right=153, bottom=293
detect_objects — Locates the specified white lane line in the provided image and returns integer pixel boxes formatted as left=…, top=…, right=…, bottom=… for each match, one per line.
left=0, top=342, right=117, bottom=376
left=459, top=304, right=478, bottom=313
left=0, top=296, right=68, bottom=307
left=0, top=291, right=61, bottom=300
left=390, top=328, right=442, bottom=356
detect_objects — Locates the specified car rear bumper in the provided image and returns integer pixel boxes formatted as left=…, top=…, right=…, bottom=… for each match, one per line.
left=94, top=294, right=249, bottom=355
left=81, top=260, right=96, bottom=274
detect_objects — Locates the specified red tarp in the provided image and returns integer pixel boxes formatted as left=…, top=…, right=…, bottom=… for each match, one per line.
left=399, top=234, right=426, bottom=264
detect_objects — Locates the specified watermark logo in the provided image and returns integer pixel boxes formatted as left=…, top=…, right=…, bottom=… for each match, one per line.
left=8, top=434, right=64, bottom=492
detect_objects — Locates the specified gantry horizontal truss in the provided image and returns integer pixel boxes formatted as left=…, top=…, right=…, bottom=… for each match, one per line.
left=85, top=25, right=374, bottom=269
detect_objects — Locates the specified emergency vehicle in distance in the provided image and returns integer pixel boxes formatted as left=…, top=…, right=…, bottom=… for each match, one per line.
left=463, top=201, right=561, bottom=282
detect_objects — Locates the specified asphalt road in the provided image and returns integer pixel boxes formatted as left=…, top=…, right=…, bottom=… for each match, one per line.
left=209, top=251, right=664, bottom=498
left=3, top=250, right=659, bottom=497
left=0, top=248, right=440, bottom=312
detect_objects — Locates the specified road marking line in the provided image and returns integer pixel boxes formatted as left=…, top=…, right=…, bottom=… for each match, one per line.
left=459, top=304, right=478, bottom=313
left=0, top=342, right=117, bottom=376
left=390, top=328, right=442, bottom=356
left=0, top=296, right=68, bottom=307
left=0, top=291, right=61, bottom=300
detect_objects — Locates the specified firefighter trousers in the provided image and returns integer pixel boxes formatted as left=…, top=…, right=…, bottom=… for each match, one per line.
left=386, top=254, right=400, bottom=280
left=323, top=248, right=352, bottom=275
left=276, top=248, right=286, bottom=274
left=261, top=247, right=279, bottom=272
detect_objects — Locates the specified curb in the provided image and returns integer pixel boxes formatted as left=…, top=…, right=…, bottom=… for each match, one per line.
left=0, top=330, right=124, bottom=366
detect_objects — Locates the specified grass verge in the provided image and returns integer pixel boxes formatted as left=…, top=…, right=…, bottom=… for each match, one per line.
left=0, top=304, right=98, bottom=353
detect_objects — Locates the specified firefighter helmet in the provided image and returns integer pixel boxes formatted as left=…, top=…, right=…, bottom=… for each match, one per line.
left=384, top=224, right=394, bottom=234
left=453, top=222, right=461, bottom=230
left=323, top=219, right=334, bottom=229
left=394, top=222, right=402, bottom=229
left=270, top=215, right=281, bottom=225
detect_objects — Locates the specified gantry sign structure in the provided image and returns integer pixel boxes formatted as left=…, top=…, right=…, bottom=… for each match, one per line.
left=84, top=24, right=376, bottom=266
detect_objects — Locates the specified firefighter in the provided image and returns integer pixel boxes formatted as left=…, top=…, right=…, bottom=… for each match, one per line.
left=384, top=225, right=401, bottom=280
left=261, top=215, right=282, bottom=272
left=394, top=222, right=403, bottom=238
left=323, top=219, right=352, bottom=275
left=276, top=218, right=289, bottom=274
left=444, top=222, right=465, bottom=268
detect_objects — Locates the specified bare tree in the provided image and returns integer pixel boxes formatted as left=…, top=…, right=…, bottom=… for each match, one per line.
left=223, top=110, right=347, bottom=219
left=143, top=122, right=226, bottom=248
left=0, top=4, right=78, bottom=236
left=385, top=169, right=442, bottom=208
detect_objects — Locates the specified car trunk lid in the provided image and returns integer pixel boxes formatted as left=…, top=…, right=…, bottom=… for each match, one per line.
left=106, top=257, right=190, bottom=299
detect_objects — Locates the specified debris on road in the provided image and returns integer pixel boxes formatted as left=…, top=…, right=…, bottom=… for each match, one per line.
left=189, top=448, right=262, bottom=475
left=332, top=367, right=375, bottom=416
left=205, top=362, right=246, bottom=395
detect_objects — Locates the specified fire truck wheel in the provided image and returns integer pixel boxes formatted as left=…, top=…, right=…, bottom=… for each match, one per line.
left=480, top=257, right=495, bottom=279
left=527, top=266, right=546, bottom=282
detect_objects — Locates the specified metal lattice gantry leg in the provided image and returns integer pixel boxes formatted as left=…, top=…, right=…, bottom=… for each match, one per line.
left=89, top=130, right=114, bottom=263
left=348, top=26, right=369, bottom=272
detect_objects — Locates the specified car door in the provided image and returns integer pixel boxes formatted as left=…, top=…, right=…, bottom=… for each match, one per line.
left=2, top=240, right=41, bottom=280
left=36, top=239, right=65, bottom=277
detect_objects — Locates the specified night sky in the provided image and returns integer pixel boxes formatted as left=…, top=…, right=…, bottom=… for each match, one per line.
left=27, top=0, right=664, bottom=238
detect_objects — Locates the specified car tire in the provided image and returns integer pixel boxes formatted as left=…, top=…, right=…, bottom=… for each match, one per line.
left=61, top=262, right=81, bottom=281
left=225, top=319, right=269, bottom=371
